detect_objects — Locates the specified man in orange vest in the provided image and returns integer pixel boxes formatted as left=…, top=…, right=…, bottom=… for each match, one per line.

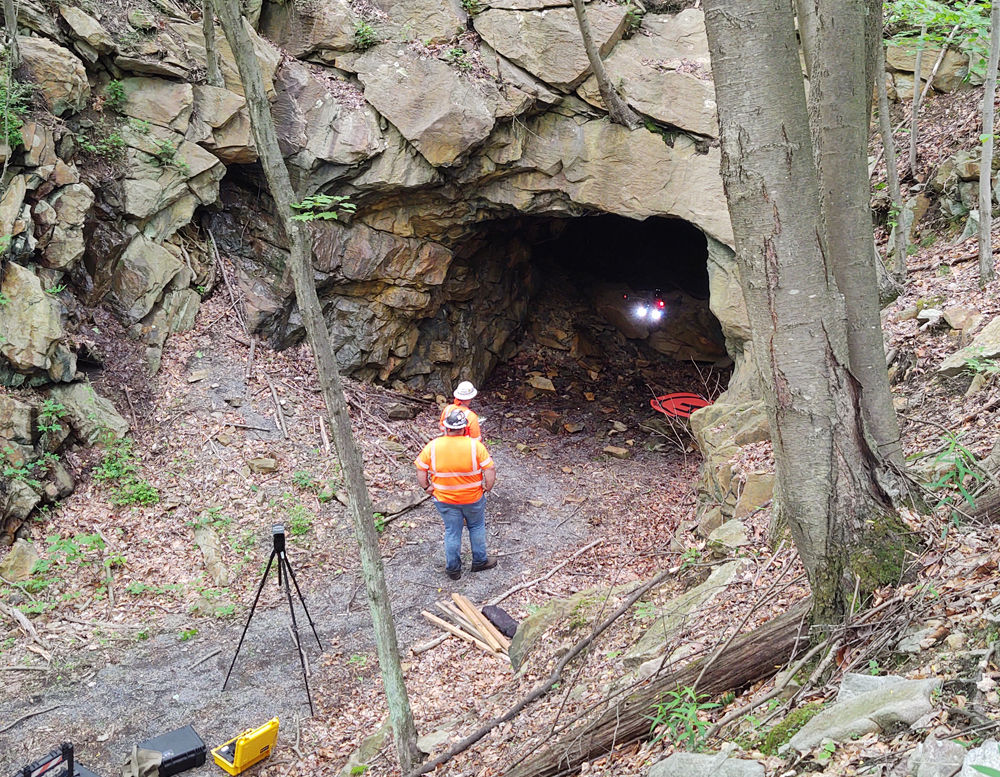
left=417, top=409, right=497, bottom=580
left=439, top=381, right=481, bottom=443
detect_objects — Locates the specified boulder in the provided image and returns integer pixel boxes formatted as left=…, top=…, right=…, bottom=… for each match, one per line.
left=119, top=77, right=194, bottom=132
left=789, top=677, right=940, bottom=751
left=260, top=0, right=358, bottom=57
left=17, top=36, right=90, bottom=116
left=47, top=382, right=129, bottom=445
left=623, top=561, right=739, bottom=668
left=355, top=47, right=495, bottom=166
left=375, top=0, right=467, bottom=45
left=194, top=525, right=230, bottom=587
left=2, top=481, right=41, bottom=524
left=0, top=538, right=39, bottom=581
left=0, top=264, right=64, bottom=375
left=59, top=5, right=116, bottom=54
left=0, top=175, right=26, bottom=239
left=474, top=4, right=628, bottom=91
left=107, top=234, right=185, bottom=323
left=960, top=740, right=1000, bottom=777
left=649, top=752, right=764, bottom=777
left=733, top=472, right=774, bottom=518
left=708, top=520, right=749, bottom=553
left=578, top=11, right=718, bottom=137
left=907, top=738, right=969, bottom=777
left=0, top=396, right=33, bottom=444
left=40, top=183, right=95, bottom=270
left=886, top=43, right=969, bottom=92
left=937, top=316, right=1000, bottom=376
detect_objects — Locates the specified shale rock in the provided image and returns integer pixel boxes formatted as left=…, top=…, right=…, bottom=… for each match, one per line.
left=260, top=0, right=358, bottom=58
left=59, top=5, right=116, bottom=55
left=39, top=183, right=94, bottom=270
left=107, top=235, right=185, bottom=323
left=47, top=382, right=129, bottom=445
left=0, top=264, right=65, bottom=377
left=17, top=36, right=90, bottom=116
left=938, top=316, right=1000, bottom=376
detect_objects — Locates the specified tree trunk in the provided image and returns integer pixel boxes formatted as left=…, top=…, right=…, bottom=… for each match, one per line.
left=213, top=1, right=421, bottom=770
left=877, top=42, right=908, bottom=280
left=807, top=0, right=904, bottom=469
left=980, top=0, right=1000, bottom=287
left=909, top=25, right=926, bottom=176
left=701, top=0, right=903, bottom=627
left=864, top=0, right=882, bottom=124
left=570, top=0, right=640, bottom=129
left=203, top=0, right=224, bottom=88
left=503, top=601, right=812, bottom=777
left=3, top=0, right=19, bottom=69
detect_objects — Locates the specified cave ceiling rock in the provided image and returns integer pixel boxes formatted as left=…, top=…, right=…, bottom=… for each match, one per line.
left=577, top=10, right=718, bottom=137
left=355, top=47, right=498, bottom=168
left=273, top=58, right=386, bottom=182
left=0, top=263, right=69, bottom=379
left=349, top=124, right=442, bottom=192
left=260, top=0, right=359, bottom=59
left=17, top=36, right=90, bottom=117
left=473, top=4, right=628, bottom=92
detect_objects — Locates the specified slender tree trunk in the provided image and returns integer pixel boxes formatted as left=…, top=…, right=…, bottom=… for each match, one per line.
left=203, top=0, right=224, bottom=88
left=864, top=0, right=882, bottom=123
left=807, top=0, right=904, bottom=468
left=909, top=25, right=926, bottom=176
left=3, top=0, right=19, bottom=69
left=702, top=0, right=901, bottom=626
left=877, top=43, right=908, bottom=280
left=980, top=0, right=1000, bottom=287
left=794, top=0, right=817, bottom=79
left=213, top=0, right=421, bottom=769
left=570, top=0, right=640, bottom=128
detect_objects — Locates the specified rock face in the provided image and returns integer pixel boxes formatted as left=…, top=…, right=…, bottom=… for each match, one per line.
left=17, top=36, right=90, bottom=116
left=0, top=263, right=67, bottom=378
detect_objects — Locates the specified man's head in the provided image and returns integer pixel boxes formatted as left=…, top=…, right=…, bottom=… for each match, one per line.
left=454, top=381, right=477, bottom=403
left=443, top=409, right=469, bottom=435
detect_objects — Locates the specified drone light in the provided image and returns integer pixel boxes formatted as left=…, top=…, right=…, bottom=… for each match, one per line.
left=650, top=309, right=663, bottom=322
left=635, top=304, right=648, bottom=319
left=657, top=299, right=665, bottom=309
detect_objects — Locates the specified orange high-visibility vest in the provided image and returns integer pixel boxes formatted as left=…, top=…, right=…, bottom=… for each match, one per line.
left=416, top=435, right=494, bottom=505
left=439, top=403, right=481, bottom=442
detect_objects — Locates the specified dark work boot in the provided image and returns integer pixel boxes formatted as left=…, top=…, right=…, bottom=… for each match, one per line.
left=471, top=556, right=498, bottom=572
left=446, top=567, right=462, bottom=580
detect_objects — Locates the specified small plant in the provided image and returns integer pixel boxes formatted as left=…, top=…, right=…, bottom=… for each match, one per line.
left=0, top=69, right=32, bottom=149
left=868, top=658, right=881, bottom=676
left=286, top=500, right=314, bottom=536
left=632, top=600, right=658, bottom=620
left=923, top=432, right=985, bottom=515
left=93, top=438, right=160, bottom=507
left=0, top=291, right=9, bottom=306
left=37, top=399, right=68, bottom=435
left=679, top=547, right=702, bottom=570
left=623, top=6, right=643, bottom=37
left=460, top=0, right=480, bottom=13
left=290, top=194, right=356, bottom=222
left=963, top=347, right=1000, bottom=378
left=354, top=20, right=379, bottom=50
left=646, top=686, right=719, bottom=751
left=178, top=628, right=198, bottom=641
left=350, top=765, right=369, bottom=776
left=150, top=137, right=190, bottom=173
left=292, top=470, right=317, bottom=492
left=347, top=654, right=367, bottom=667
left=443, top=47, right=473, bottom=70
left=104, top=80, right=127, bottom=111
left=374, top=513, right=386, bottom=533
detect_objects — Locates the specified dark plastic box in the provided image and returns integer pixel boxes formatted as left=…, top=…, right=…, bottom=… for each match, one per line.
left=137, top=725, right=207, bottom=777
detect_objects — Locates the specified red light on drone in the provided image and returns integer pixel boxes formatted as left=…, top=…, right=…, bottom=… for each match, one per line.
left=657, top=299, right=665, bottom=309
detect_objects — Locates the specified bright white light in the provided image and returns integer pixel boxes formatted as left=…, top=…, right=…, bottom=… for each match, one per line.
left=649, top=309, right=663, bottom=322
left=634, top=305, right=648, bottom=319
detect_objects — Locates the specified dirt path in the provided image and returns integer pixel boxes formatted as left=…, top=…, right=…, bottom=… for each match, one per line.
left=1, top=281, right=711, bottom=775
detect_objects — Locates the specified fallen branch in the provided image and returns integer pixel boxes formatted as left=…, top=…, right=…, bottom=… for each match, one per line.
left=487, top=539, right=604, bottom=606
left=411, top=634, right=449, bottom=655
left=265, top=373, right=289, bottom=440
left=405, top=568, right=673, bottom=777
left=189, top=648, right=222, bottom=670
left=0, top=703, right=62, bottom=734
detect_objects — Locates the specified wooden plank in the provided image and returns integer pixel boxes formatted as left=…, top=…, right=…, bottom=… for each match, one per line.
left=452, top=594, right=505, bottom=653
left=421, top=611, right=499, bottom=657
left=454, top=594, right=510, bottom=651
left=436, top=602, right=480, bottom=637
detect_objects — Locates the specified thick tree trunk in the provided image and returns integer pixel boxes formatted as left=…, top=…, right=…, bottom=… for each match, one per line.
left=807, top=0, right=904, bottom=468
left=202, top=0, right=224, bottom=88
left=213, top=1, right=421, bottom=770
left=701, top=0, right=901, bottom=626
left=980, top=0, right=1000, bottom=287
left=504, top=601, right=812, bottom=777
left=877, top=43, right=908, bottom=280
left=570, top=0, right=640, bottom=129
left=909, top=25, right=926, bottom=176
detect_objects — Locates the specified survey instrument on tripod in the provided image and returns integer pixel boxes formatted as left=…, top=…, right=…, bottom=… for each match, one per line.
left=222, top=524, right=322, bottom=715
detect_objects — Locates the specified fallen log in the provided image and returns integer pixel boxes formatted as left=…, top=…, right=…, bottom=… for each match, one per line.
left=502, top=599, right=812, bottom=777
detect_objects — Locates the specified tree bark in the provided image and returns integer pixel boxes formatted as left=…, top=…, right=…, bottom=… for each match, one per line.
left=877, top=42, right=908, bottom=280
left=213, top=1, right=421, bottom=770
left=3, top=0, right=19, bottom=70
left=909, top=25, right=926, bottom=177
left=864, top=0, right=882, bottom=124
left=570, top=0, right=641, bottom=129
left=202, top=0, right=224, bottom=88
left=980, top=0, right=1000, bottom=287
left=503, top=601, right=812, bottom=777
left=807, top=0, right=904, bottom=468
left=701, top=0, right=902, bottom=627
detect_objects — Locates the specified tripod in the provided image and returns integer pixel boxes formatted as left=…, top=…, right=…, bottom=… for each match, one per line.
left=223, top=524, right=322, bottom=715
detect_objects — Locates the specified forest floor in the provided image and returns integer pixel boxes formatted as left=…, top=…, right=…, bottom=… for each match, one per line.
left=4, top=87, right=1000, bottom=777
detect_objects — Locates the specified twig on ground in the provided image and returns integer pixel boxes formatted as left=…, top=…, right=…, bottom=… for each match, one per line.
left=189, top=648, right=222, bottom=670
left=265, top=373, right=289, bottom=440
left=0, top=704, right=63, bottom=734
left=487, top=539, right=604, bottom=606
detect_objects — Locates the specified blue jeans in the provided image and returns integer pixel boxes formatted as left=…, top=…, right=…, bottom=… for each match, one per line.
left=433, top=495, right=487, bottom=572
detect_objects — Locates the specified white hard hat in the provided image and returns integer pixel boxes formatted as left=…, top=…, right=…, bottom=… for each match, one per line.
left=443, top=409, right=469, bottom=429
left=454, top=381, right=478, bottom=400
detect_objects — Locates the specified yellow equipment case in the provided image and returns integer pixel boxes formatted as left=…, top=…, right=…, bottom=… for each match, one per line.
left=211, top=718, right=279, bottom=775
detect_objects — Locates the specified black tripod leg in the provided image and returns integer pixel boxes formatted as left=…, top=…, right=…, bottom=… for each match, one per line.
left=281, top=547, right=322, bottom=649
left=223, top=550, right=276, bottom=691
left=280, top=552, right=314, bottom=717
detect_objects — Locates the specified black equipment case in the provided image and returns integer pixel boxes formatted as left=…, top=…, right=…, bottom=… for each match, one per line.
left=137, top=725, right=207, bottom=776
left=13, top=742, right=101, bottom=777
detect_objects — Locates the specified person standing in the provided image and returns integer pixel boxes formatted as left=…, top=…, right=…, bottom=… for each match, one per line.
left=439, top=381, right=482, bottom=442
left=417, top=409, right=497, bottom=580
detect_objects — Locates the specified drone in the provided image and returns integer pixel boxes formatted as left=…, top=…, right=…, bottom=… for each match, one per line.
left=623, top=289, right=666, bottom=323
